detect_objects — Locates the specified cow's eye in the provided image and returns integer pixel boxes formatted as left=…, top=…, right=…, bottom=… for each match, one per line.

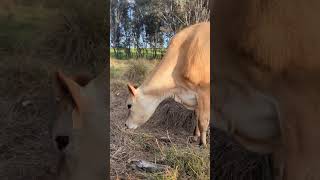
left=127, top=104, right=132, bottom=109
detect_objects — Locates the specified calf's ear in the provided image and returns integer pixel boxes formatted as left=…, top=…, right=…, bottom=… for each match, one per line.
left=55, top=70, right=88, bottom=113
left=127, top=83, right=137, bottom=96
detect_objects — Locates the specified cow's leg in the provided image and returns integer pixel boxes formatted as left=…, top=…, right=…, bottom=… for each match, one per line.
left=273, top=148, right=284, bottom=180
left=192, top=119, right=200, bottom=142
left=197, top=87, right=210, bottom=146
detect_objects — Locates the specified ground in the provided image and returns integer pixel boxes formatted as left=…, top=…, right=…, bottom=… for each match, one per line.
left=110, top=59, right=210, bottom=179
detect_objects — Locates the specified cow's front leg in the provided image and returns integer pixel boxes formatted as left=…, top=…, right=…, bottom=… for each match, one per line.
left=197, top=88, right=210, bottom=146
left=192, top=119, right=200, bottom=142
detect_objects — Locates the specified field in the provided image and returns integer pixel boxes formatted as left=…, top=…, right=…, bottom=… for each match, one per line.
left=110, top=59, right=210, bottom=179
left=110, top=48, right=165, bottom=60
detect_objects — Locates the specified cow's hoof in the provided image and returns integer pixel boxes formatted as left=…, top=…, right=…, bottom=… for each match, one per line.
left=198, top=142, right=207, bottom=149
left=189, top=136, right=199, bottom=143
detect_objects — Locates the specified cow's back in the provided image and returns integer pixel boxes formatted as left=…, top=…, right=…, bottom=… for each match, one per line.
left=174, top=22, right=210, bottom=87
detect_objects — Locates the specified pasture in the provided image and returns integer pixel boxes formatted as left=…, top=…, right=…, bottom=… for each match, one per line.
left=110, top=48, right=165, bottom=60
left=110, top=58, right=210, bottom=179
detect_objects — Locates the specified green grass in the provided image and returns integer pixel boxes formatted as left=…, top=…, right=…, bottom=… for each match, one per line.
left=110, top=48, right=166, bottom=60
left=0, top=5, right=57, bottom=53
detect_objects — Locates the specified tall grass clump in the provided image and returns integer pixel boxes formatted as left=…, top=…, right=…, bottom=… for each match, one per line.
left=164, top=146, right=210, bottom=179
left=125, top=60, right=154, bottom=85
left=43, top=0, right=107, bottom=67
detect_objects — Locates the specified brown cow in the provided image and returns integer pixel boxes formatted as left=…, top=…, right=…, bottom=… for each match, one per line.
left=214, top=0, right=320, bottom=179
left=125, top=22, right=210, bottom=146
left=51, top=68, right=107, bottom=180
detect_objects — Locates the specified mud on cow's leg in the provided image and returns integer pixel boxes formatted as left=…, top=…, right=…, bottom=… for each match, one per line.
left=197, top=88, right=210, bottom=147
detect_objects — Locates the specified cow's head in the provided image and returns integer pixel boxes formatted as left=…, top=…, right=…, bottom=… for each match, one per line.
left=51, top=71, right=93, bottom=152
left=125, top=83, right=159, bottom=129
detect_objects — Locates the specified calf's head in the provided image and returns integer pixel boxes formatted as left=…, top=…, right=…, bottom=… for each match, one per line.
left=125, top=84, right=159, bottom=129
left=51, top=71, right=93, bottom=152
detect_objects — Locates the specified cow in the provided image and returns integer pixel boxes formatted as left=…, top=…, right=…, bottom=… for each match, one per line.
left=214, top=0, right=320, bottom=179
left=51, top=68, right=107, bottom=180
left=125, top=22, right=210, bottom=146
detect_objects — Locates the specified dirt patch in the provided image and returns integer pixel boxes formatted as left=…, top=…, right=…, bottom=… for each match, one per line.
left=0, top=59, right=60, bottom=180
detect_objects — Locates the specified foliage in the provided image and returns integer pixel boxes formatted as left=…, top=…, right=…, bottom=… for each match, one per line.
left=110, top=0, right=210, bottom=60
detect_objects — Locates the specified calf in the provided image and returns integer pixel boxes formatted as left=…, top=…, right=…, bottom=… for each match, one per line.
left=125, top=22, right=210, bottom=146
left=51, top=68, right=107, bottom=180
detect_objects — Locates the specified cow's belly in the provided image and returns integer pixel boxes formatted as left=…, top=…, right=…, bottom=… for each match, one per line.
left=174, top=90, right=197, bottom=110
left=221, top=89, right=281, bottom=140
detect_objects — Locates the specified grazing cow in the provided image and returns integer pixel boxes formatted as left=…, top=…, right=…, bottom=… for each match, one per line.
left=51, top=68, right=107, bottom=180
left=125, top=22, right=210, bottom=146
left=214, top=0, right=320, bottom=179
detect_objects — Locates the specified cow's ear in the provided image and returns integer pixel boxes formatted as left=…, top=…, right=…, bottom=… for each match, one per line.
left=71, top=73, right=93, bottom=87
left=127, top=83, right=137, bottom=96
left=55, top=70, right=88, bottom=112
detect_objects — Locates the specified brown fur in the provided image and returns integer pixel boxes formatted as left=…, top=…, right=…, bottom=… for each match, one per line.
left=214, top=0, right=320, bottom=179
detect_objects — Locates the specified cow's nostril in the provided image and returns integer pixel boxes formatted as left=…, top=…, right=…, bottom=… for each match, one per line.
left=55, top=136, right=69, bottom=151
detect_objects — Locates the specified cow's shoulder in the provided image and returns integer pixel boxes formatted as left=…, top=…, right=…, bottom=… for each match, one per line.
left=179, top=23, right=210, bottom=86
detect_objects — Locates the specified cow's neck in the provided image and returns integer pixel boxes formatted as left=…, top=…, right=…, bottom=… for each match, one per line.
left=140, top=47, right=179, bottom=95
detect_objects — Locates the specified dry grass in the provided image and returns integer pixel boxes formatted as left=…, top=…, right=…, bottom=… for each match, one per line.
left=0, top=56, right=60, bottom=180
left=0, top=53, right=101, bottom=180
left=37, top=0, right=107, bottom=68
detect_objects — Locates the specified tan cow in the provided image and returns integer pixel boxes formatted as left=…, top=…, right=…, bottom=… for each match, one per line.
left=51, top=68, right=107, bottom=180
left=125, top=22, right=210, bottom=146
left=214, top=0, right=320, bottom=179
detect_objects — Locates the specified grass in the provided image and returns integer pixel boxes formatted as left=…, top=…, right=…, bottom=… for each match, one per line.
left=110, top=58, right=159, bottom=85
left=110, top=48, right=166, bottom=60
left=138, top=135, right=210, bottom=180
left=0, top=5, right=57, bottom=53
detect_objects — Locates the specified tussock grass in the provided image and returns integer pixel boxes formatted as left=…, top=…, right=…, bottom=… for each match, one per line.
left=125, top=60, right=152, bottom=85
left=41, top=0, right=107, bottom=66
left=110, top=59, right=158, bottom=86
